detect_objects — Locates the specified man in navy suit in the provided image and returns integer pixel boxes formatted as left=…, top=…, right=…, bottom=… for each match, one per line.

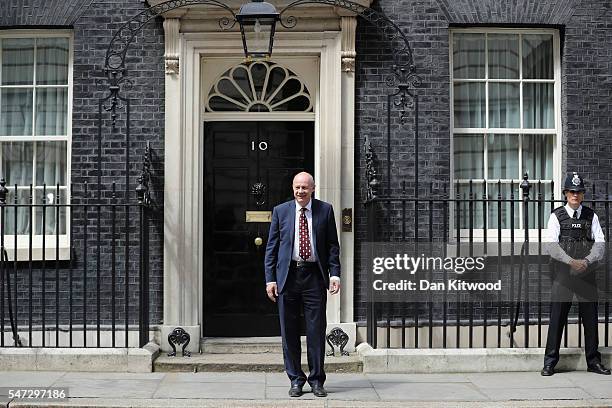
left=265, top=172, right=341, bottom=398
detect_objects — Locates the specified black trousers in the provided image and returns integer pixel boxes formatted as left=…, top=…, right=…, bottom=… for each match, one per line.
left=544, top=301, right=601, bottom=368
left=544, top=265, right=601, bottom=368
left=278, top=264, right=327, bottom=387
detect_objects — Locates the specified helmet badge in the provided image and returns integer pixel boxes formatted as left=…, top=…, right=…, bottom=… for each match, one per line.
left=571, top=173, right=581, bottom=186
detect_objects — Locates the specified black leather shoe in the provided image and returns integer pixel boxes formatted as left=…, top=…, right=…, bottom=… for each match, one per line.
left=587, top=363, right=611, bottom=375
left=312, top=384, right=327, bottom=397
left=541, top=365, right=555, bottom=376
left=288, top=384, right=303, bottom=397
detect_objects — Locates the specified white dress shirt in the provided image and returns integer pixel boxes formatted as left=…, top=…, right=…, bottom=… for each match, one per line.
left=266, top=199, right=340, bottom=285
left=547, top=204, right=605, bottom=265
left=293, top=200, right=316, bottom=262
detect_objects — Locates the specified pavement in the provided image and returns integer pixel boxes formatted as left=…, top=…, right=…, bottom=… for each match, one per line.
left=1, top=371, right=612, bottom=407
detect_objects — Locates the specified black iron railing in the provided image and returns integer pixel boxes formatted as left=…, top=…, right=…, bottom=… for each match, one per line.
left=0, top=176, right=151, bottom=348
left=365, top=176, right=612, bottom=349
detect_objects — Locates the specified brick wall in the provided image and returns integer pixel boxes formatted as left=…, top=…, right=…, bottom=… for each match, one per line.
left=354, top=0, right=612, bottom=322
left=1, top=0, right=165, bottom=335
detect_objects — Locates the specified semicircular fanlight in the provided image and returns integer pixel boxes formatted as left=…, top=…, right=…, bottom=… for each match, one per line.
left=206, top=61, right=312, bottom=113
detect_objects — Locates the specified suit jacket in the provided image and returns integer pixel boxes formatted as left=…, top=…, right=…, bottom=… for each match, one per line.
left=264, top=198, right=341, bottom=293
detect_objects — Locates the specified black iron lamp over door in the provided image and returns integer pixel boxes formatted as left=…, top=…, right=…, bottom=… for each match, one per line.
left=236, top=0, right=280, bottom=60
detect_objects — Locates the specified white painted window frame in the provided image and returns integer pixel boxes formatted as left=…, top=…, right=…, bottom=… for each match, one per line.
left=0, top=30, right=73, bottom=260
left=449, top=27, right=562, bottom=242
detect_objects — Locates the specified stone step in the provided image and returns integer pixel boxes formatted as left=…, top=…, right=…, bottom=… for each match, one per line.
left=153, top=353, right=362, bottom=373
left=200, top=336, right=303, bottom=354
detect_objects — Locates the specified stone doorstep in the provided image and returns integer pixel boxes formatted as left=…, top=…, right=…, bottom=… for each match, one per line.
left=153, top=353, right=363, bottom=373
left=0, top=343, right=159, bottom=373
left=357, top=344, right=612, bottom=373
left=200, top=332, right=355, bottom=354
left=200, top=336, right=303, bottom=354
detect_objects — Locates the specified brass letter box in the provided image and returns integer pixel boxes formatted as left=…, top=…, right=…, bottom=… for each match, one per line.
left=245, top=211, right=272, bottom=223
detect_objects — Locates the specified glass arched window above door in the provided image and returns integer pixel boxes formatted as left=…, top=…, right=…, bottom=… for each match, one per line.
left=205, top=61, right=313, bottom=112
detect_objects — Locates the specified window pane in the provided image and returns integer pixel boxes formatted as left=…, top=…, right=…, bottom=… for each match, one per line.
left=453, top=33, right=485, bottom=79
left=2, top=142, right=33, bottom=185
left=522, top=134, right=553, bottom=180
left=456, top=182, right=485, bottom=229
left=4, top=189, right=31, bottom=235
left=523, top=34, right=553, bottom=79
left=36, top=38, right=69, bottom=85
left=232, top=66, right=253, bottom=100
left=523, top=83, right=554, bottom=129
left=527, top=182, right=553, bottom=229
left=487, top=134, right=519, bottom=179
left=453, top=82, right=485, bottom=128
left=488, top=34, right=519, bottom=79
left=35, top=88, right=68, bottom=135
left=489, top=83, right=520, bottom=128
left=274, top=96, right=311, bottom=112
left=487, top=182, right=520, bottom=229
left=265, top=66, right=287, bottom=102
left=0, top=88, right=33, bottom=136
left=35, top=187, right=66, bottom=235
left=454, top=134, right=484, bottom=179
left=208, top=96, right=243, bottom=112
left=36, top=141, right=67, bottom=186
left=250, top=62, right=267, bottom=99
left=216, top=78, right=248, bottom=106
left=1, top=38, right=34, bottom=85
left=270, top=78, right=301, bottom=105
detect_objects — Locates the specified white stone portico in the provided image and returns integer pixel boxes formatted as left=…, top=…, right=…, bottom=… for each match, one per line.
left=152, top=0, right=371, bottom=353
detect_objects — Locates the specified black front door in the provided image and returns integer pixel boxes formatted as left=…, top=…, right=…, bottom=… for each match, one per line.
left=203, top=121, right=315, bottom=337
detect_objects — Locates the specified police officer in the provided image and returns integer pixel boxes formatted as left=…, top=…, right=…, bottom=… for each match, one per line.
left=542, top=172, right=609, bottom=376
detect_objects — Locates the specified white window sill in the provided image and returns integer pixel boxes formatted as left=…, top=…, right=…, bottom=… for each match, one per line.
left=455, top=229, right=549, bottom=242
left=446, top=242, right=552, bottom=258
left=2, top=235, right=70, bottom=261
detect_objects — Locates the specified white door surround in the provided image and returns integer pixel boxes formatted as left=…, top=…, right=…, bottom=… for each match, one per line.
left=159, top=9, right=359, bottom=352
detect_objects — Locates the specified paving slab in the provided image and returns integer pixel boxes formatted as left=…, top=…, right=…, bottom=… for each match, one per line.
left=466, top=372, right=576, bottom=388
left=265, top=372, right=372, bottom=388
left=60, top=372, right=165, bottom=381
left=562, top=371, right=612, bottom=386
left=153, top=381, right=265, bottom=399
left=266, top=386, right=319, bottom=400
left=8, top=398, right=327, bottom=407
left=5, top=397, right=612, bottom=408
left=3, top=370, right=612, bottom=407
left=266, top=385, right=380, bottom=401
left=576, top=382, right=612, bottom=399
left=326, top=402, right=612, bottom=408
left=479, top=387, right=593, bottom=401
left=373, top=381, right=488, bottom=401
left=325, top=373, right=374, bottom=388
left=264, top=372, right=292, bottom=386
left=0, top=371, right=65, bottom=388
left=321, top=387, right=380, bottom=401
left=7, top=400, right=612, bottom=408
left=162, top=372, right=266, bottom=384
left=52, top=377, right=160, bottom=399
left=366, top=373, right=471, bottom=383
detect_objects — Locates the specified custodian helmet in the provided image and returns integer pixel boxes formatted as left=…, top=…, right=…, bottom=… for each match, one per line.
left=563, top=172, right=586, bottom=193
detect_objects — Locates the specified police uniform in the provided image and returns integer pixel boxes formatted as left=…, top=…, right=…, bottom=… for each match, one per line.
left=542, top=172, right=609, bottom=376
